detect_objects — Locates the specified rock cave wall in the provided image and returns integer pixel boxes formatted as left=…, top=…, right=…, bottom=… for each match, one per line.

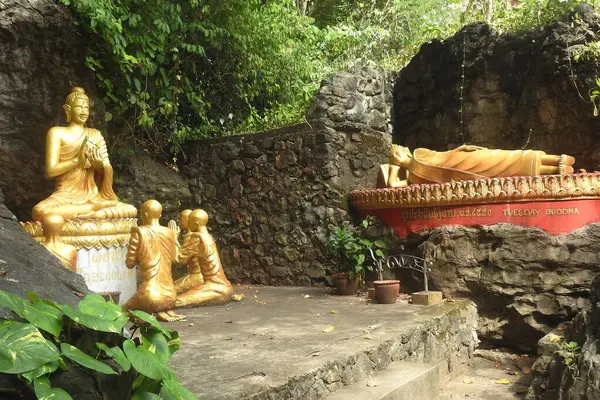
left=0, top=0, right=104, bottom=221
left=527, top=273, right=600, bottom=399
left=391, top=5, right=600, bottom=351
left=393, top=6, right=600, bottom=171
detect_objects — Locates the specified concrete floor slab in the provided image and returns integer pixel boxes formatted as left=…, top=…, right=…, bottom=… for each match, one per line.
left=165, top=286, right=477, bottom=400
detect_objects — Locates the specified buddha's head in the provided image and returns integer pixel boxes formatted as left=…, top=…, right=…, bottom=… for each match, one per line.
left=188, top=209, right=209, bottom=232
left=179, top=209, right=193, bottom=230
left=140, top=199, right=162, bottom=225
left=42, top=214, right=65, bottom=238
left=63, top=87, right=89, bottom=125
left=390, top=145, right=412, bottom=167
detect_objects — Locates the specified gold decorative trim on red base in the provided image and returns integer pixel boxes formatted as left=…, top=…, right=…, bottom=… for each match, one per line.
left=20, top=218, right=137, bottom=250
left=351, top=173, right=600, bottom=209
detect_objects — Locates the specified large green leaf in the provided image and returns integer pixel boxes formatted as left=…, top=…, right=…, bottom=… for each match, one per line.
left=141, top=327, right=170, bottom=362
left=21, top=360, right=60, bottom=382
left=63, top=304, right=127, bottom=333
left=167, top=331, right=181, bottom=356
left=131, top=392, right=162, bottom=400
left=132, top=374, right=162, bottom=392
left=0, top=290, right=63, bottom=337
left=33, top=376, right=73, bottom=400
left=129, top=310, right=171, bottom=338
left=23, top=301, right=64, bottom=338
left=96, top=342, right=131, bottom=372
left=161, top=379, right=198, bottom=400
left=123, top=339, right=174, bottom=380
left=0, top=320, right=60, bottom=374
left=0, top=290, right=27, bottom=316
left=78, top=293, right=124, bottom=321
left=60, top=343, right=116, bottom=375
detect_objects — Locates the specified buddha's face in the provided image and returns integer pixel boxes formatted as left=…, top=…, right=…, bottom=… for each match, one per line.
left=67, top=99, right=89, bottom=124
left=390, top=145, right=412, bottom=166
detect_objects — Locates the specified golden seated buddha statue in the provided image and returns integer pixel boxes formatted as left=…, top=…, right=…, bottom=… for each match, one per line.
left=32, top=87, right=137, bottom=221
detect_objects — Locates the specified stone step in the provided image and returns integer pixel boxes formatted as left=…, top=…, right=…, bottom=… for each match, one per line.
left=326, top=361, right=443, bottom=400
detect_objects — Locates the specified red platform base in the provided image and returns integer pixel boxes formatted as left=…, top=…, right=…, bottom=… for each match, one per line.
left=363, top=199, right=600, bottom=238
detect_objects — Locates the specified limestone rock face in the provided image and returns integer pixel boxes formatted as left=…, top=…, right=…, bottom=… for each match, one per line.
left=0, top=190, right=89, bottom=320
left=113, top=151, right=192, bottom=221
left=308, top=65, right=395, bottom=135
left=408, top=223, right=600, bottom=351
left=527, top=274, right=600, bottom=399
left=393, top=6, right=600, bottom=172
left=0, top=0, right=103, bottom=220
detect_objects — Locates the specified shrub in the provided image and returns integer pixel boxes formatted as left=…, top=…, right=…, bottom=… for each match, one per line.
left=0, top=290, right=196, bottom=399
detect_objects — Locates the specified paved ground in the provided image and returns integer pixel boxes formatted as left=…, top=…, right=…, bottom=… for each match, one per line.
left=164, top=285, right=473, bottom=400
left=436, top=350, right=535, bottom=399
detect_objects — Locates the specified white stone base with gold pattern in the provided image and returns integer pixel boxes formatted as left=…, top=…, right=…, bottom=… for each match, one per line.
left=21, top=218, right=138, bottom=305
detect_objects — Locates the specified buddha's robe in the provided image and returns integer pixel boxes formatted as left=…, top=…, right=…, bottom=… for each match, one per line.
left=33, top=128, right=137, bottom=221
left=124, top=225, right=177, bottom=313
left=175, top=231, right=232, bottom=307
left=44, top=245, right=78, bottom=272
left=407, top=148, right=546, bottom=184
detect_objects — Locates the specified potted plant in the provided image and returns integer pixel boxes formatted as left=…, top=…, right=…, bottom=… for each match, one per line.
left=371, top=248, right=400, bottom=304
left=326, top=219, right=386, bottom=295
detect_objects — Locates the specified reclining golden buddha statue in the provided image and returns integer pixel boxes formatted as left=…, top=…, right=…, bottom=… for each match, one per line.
left=32, top=87, right=137, bottom=221
left=378, top=144, right=576, bottom=188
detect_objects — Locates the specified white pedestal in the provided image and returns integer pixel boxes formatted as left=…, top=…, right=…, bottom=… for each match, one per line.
left=76, top=246, right=137, bottom=305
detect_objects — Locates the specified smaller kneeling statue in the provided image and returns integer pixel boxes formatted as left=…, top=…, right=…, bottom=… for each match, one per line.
left=175, top=209, right=232, bottom=307
left=124, top=200, right=185, bottom=322
left=378, top=144, right=576, bottom=188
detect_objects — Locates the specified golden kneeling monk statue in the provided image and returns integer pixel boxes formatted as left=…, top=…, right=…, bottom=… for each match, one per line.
left=175, top=209, right=232, bottom=307
left=168, top=209, right=204, bottom=293
left=378, top=144, right=576, bottom=188
left=32, top=87, right=137, bottom=221
left=125, top=200, right=185, bottom=322
left=41, top=214, right=78, bottom=272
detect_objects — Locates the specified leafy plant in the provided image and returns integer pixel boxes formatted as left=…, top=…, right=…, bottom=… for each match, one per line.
left=326, top=219, right=386, bottom=280
left=0, top=290, right=197, bottom=400
left=560, top=340, right=581, bottom=367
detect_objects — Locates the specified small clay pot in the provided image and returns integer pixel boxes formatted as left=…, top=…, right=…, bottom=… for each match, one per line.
left=367, top=288, right=375, bottom=300
left=99, top=291, right=121, bottom=304
left=333, top=273, right=359, bottom=295
left=374, top=280, right=400, bottom=304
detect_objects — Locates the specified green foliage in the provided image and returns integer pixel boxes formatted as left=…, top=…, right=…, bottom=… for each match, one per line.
left=0, top=290, right=197, bottom=400
left=326, top=218, right=386, bottom=280
left=560, top=340, right=581, bottom=367
left=60, top=0, right=600, bottom=145
left=58, top=0, right=326, bottom=148
left=490, top=0, right=590, bottom=33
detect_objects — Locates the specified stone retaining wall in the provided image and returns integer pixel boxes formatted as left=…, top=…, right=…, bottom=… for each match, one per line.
left=180, top=123, right=390, bottom=285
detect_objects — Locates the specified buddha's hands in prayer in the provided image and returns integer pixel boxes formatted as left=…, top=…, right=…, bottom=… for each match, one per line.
left=75, top=138, right=90, bottom=168
left=168, top=220, right=180, bottom=237
left=85, top=145, right=104, bottom=170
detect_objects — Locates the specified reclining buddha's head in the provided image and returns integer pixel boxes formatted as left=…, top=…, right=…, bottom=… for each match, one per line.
left=390, top=145, right=412, bottom=167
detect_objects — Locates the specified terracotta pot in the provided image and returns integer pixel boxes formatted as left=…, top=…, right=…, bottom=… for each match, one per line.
left=367, top=288, right=375, bottom=300
left=333, top=273, right=359, bottom=295
left=99, top=291, right=121, bottom=304
left=374, top=280, right=400, bottom=304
